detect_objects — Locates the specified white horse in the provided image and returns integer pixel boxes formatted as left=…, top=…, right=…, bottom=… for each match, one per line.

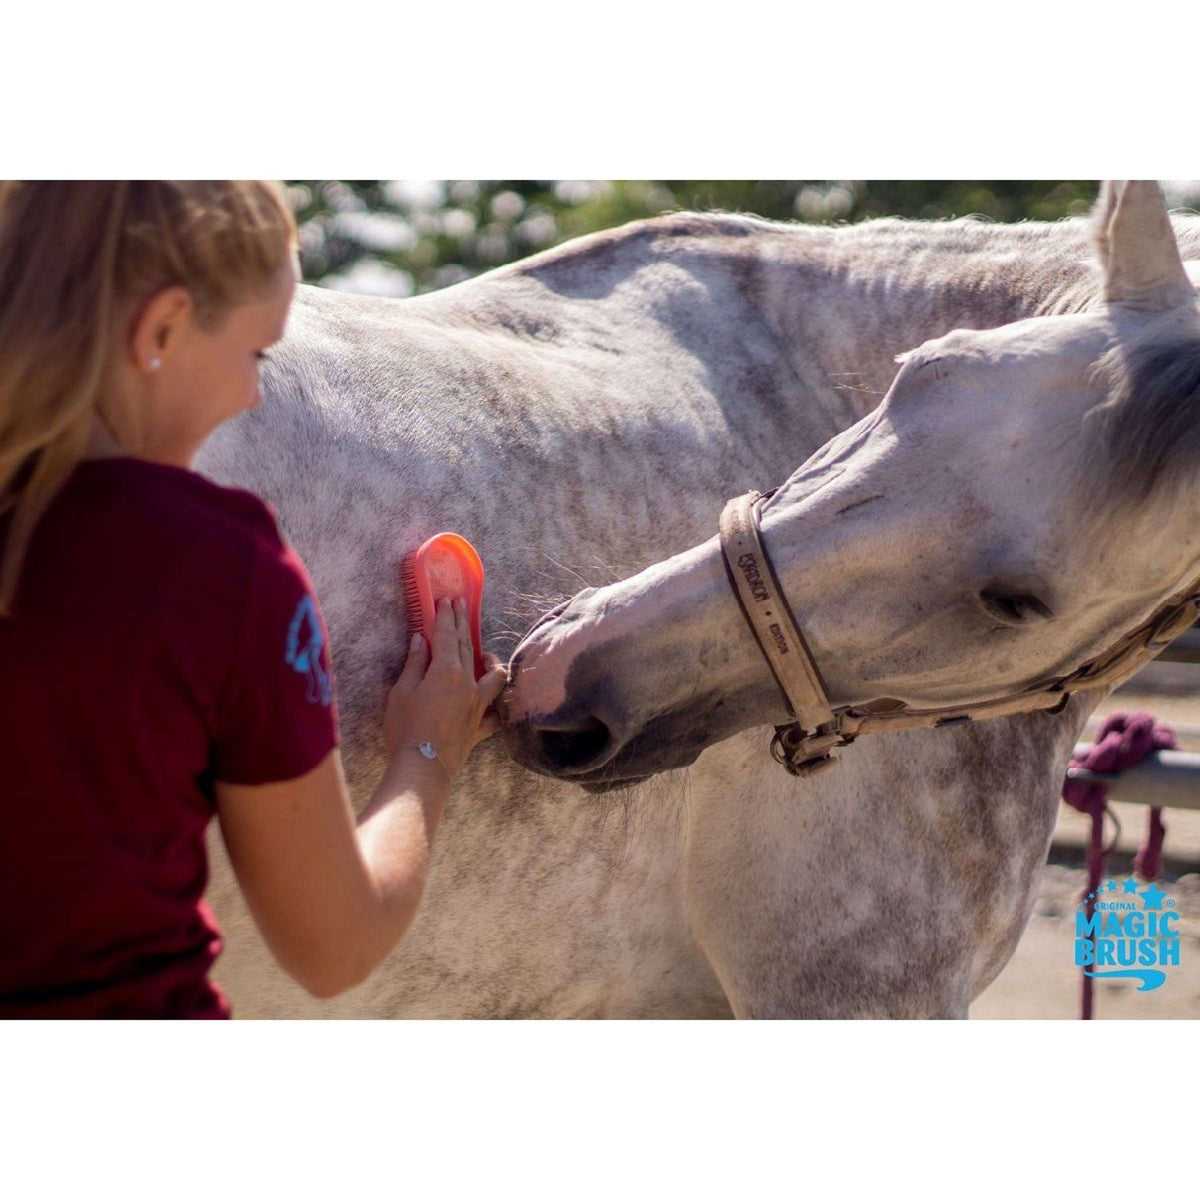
left=200, top=180, right=1200, bottom=1017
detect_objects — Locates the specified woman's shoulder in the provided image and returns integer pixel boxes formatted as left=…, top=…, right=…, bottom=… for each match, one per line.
left=70, top=456, right=284, bottom=548
left=17, top=454, right=306, bottom=640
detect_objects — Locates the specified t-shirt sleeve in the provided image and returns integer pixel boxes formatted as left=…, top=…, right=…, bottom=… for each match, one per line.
left=212, top=529, right=341, bottom=786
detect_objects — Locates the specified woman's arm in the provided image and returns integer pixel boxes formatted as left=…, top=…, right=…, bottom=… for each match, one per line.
left=215, top=597, right=506, bottom=999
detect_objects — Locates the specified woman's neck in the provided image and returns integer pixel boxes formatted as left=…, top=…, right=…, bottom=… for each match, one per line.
left=81, top=414, right=127, bottom=461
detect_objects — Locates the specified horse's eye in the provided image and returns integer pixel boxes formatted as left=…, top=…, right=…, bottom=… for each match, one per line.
left=979, top=586, right=1053, bottom=625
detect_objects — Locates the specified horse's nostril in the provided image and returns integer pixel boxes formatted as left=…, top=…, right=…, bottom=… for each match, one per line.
left=535, top=716, right=614, bottom=772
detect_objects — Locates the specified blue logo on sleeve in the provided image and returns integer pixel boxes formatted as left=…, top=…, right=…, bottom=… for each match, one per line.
left=285, top=595, right=332, bottom=706
left=1074, top=878, right=1181, bottom=991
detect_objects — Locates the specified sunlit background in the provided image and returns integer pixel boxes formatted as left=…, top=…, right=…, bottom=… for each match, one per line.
left=287, top=180, right=1200, bottom=298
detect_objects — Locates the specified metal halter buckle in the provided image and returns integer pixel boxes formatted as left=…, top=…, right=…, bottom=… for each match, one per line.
left=770, top=723, right=842, bottom=777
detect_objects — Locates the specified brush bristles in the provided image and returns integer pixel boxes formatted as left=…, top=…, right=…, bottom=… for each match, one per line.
left=401, top=554, right=427, bottom=639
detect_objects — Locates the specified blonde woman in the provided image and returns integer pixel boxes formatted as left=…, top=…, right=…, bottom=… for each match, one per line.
left=0, top=181, right=507, bottom=1017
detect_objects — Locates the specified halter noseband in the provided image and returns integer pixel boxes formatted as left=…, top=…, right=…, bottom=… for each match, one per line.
left=718, top=487, right=1200, bottom=777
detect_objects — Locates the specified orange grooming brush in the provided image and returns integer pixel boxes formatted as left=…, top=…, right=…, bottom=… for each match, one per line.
left=401, top=533, right=486, bottom=680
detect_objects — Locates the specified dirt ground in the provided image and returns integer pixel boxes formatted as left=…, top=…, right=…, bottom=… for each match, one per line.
left=970, top=665, right=1200, bottom=1020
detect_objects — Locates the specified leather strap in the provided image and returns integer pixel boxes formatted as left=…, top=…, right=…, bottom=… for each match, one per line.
left=719, top=490, right=840, bottom=774
left=719, top=490, right=832, bottom=730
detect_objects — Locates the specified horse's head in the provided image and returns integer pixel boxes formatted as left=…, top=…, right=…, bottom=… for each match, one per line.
left=501, top=181, right=1200, bottom=790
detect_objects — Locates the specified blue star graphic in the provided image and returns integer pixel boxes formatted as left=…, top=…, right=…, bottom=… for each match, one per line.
left=1122, top=878, right=1140, bottom=895
left=1140, top=883, right=1167, bottom=911
left=1106, top=880, right=1118, bottom=891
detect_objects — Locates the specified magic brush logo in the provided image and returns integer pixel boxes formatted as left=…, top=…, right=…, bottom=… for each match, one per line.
left=1074, top=877, right=1182, bottom=991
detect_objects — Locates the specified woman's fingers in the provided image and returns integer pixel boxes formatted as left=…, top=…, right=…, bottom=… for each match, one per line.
left=455, top=597, right=475, bottom=674
left=389, top=597, right=511, bottom=769
left=478, top=663, right=508, bottom=708
left=396, top=628, right=430, bottom=691
left=430, top=596, right=459, bottom=667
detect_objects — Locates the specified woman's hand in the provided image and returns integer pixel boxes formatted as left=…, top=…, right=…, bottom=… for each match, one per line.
left=384, top=596, right=508, bottom=778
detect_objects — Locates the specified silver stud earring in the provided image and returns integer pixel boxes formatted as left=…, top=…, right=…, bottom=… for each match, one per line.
left=149, top=356, right=162, bottom=371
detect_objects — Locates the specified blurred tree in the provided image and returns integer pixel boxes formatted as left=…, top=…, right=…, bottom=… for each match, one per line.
left=286, top=181, right=1111, bottom=297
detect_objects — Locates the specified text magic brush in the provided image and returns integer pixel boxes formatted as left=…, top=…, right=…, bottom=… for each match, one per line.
left=401, top=532, right=486, bottom=680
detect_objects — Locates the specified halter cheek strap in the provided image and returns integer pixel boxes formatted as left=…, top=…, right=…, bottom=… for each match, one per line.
left=718, top=487, right=1200, bottom=778
left=719, top=488, right=841, bottom=776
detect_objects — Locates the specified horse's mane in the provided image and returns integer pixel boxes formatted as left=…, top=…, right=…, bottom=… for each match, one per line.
left=1089, top=323, right=1200, bottom=503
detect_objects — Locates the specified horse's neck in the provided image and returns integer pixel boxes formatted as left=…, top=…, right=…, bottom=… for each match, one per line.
left=759, top=217, right=1101, bottom=415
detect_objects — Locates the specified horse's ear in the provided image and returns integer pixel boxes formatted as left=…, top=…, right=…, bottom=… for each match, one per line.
left=1093, top=180, right=1194, bottom=311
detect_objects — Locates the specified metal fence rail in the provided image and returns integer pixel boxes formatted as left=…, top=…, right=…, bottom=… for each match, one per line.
left=1067, top=748, right=1200, bottom=810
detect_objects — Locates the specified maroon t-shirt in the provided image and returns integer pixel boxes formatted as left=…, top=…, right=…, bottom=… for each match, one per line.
left=0, top=457, right=339, bottom=1018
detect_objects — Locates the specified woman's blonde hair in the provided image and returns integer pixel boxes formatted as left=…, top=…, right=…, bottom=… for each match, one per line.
left=0, top=180, right=297, bottom=618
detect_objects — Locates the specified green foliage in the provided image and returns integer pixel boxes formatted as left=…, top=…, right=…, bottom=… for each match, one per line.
left=286, top=180, right=1102, bottom=297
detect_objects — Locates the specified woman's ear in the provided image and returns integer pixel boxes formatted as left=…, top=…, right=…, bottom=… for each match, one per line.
left=127, top=285, right=194, bottom=373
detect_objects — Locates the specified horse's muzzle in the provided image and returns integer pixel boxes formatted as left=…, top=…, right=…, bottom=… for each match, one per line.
left=502, top=587, right=653, bottom=784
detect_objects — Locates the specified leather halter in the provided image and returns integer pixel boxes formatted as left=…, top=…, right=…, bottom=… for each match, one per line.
left=719, top=487, right=1200, bottom=777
